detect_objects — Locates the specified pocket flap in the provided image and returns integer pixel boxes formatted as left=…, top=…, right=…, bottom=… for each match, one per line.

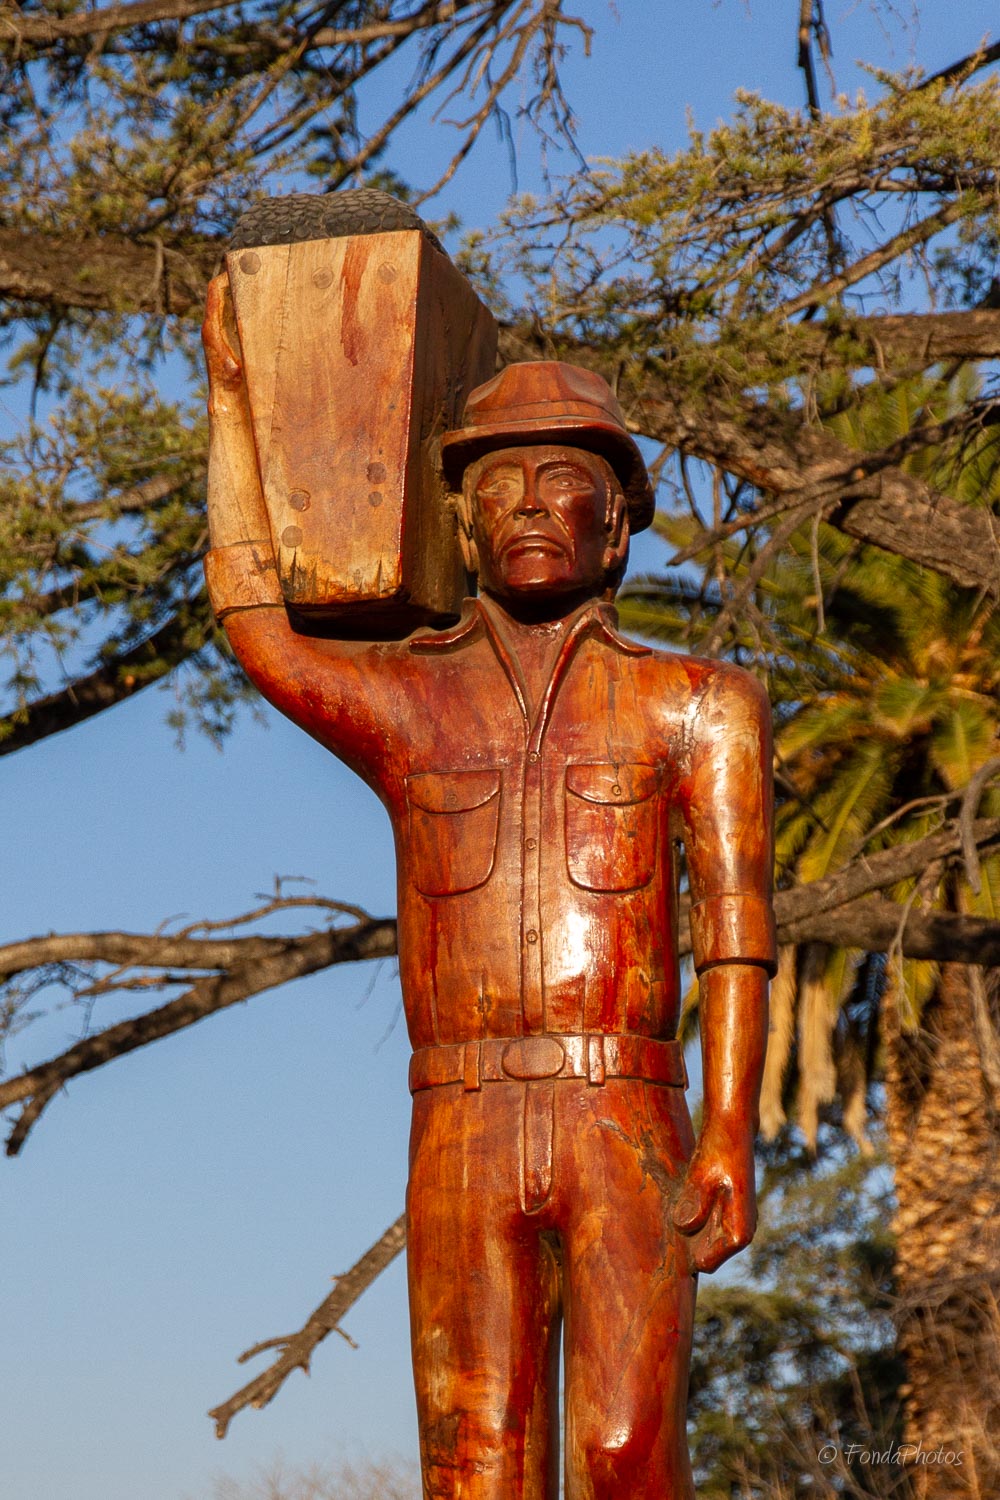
left=565, top=762, right=658, bottom=806
left=406, top=767, right=501, bottom=814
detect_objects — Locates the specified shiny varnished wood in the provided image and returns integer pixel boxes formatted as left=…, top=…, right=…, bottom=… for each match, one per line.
left=223, top=229, right=496, bottom=626
left=203, top=288, right=775, bottom=1498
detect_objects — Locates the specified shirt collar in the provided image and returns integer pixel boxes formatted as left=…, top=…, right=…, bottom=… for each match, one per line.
left=408, top=594, right=651, bottom=657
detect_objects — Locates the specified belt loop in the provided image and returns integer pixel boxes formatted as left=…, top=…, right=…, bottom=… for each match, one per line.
left=464, top=1040, right=482, bottom=1091
left=587, top=1033, right=606, bottom=1086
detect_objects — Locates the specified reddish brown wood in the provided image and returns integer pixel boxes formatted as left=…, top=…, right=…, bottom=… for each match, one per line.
left=225, top=231, right=497, bottom=626
left=202, top=303, right=776, bottom=1498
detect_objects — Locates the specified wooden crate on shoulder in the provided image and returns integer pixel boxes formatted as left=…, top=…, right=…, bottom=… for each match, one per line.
left=225, top=229, right=497, bottom=629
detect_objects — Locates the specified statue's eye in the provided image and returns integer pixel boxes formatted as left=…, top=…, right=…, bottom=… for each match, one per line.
left=477, top=471, right=518, bottom=497
left=544, top=467, right=591, bottom=489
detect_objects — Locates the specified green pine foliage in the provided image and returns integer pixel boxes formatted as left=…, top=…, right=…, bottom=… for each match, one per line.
left=484, top=72, right=1000, bottom=392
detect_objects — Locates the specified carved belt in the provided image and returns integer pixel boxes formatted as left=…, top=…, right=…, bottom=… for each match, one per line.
left=408, top=1033, right=687, bottom=1093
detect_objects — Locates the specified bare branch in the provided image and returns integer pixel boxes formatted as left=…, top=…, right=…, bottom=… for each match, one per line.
left=917, top=38, right=1000, bottom=92
left=672, top=816, right=1000, bottom=961
left=0, top=600, right=210, bottom=758
left=209, top=1214, right=408, bottom=1439
left=797, top=0, right=822, bottom=119
left=0, top=227, right=221, bottom=317
left=698, top=507, right=807, bottom=658
left=312, top=0, right=492, bottom=50
left=773, top=195, right=970, bottom=321
left=781, top=898, right=1000, bottom=963
left=1, top=0, right=238, bottom=45
left=0, top=0, right=484, bottom=50
left=0, top=914, right=398, bottom=1153
left=958, top=759, right=1000, bottom=896
left=776, top=816, right=1000, bottom=930
left=67, top=468, right=206, bottom=523
left=0, top=911, right=357, bottom=983
left=325, top=3, right=509, bottom=193
left=836, top=309, right=1000, bottom=366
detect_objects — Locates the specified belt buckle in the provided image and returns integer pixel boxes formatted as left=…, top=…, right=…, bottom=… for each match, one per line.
left=501, top=1035, right=566, bottom=1080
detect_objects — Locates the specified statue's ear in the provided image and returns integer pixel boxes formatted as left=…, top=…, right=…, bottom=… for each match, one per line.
left=454, top=486, right=479, bottom=576
left=603, top=487, right=630, bottom=578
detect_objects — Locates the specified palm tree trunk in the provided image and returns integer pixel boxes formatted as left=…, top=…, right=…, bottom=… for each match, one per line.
left=884, top=964, right=1000, bottom=1498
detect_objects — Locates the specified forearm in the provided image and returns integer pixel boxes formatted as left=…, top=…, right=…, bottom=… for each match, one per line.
left=698, top=961, right=769, bottom=1137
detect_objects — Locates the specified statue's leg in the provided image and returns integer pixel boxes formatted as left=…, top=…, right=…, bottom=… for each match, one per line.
left=559, top=1079, right=697, bottom=1500
left=407, top=1086, right=561, bottom=1500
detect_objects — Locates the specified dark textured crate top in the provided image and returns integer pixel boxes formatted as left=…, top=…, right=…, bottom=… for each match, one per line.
left=228, top=188, right=445, bottom=254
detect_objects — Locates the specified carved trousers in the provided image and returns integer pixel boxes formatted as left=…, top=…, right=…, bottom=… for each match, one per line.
left=406, top=1075, right=697, bottom=1500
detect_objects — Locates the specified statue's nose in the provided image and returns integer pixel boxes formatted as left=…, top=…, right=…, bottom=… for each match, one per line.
left=514, top=498, right=548, bottom=518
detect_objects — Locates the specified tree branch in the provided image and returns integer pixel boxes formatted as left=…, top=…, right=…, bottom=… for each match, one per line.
left=0, top=913, right=398, bottom=1153
left=208, top=1214, right=408, bottom=1439
left=917, top=38, right=1000, bottom=92
left=0, top=0, right=483, bottom=49
left=67, top=469, right=205, bottom=523
left=0, top=227, right=221, bottom=317
left=9, top=224, right=1000, bottom=368
left=779, top=899, right=1000, bottom=963
left=1, top=0, right=240, bottom=44
left=0, top=922, right=326, bottom=984
left=626, top=380, right=1000, bottom=598
left=796, top=309, right=1000, bottom=366
left=0, top=599, right=210, bottom=757
left=672, top=816, right=1000, bottom=960
left=773, top=195, right=970, bottom=321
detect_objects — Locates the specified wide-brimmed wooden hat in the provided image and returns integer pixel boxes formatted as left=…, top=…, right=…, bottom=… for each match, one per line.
left=441, top=360, right=655, bottom=532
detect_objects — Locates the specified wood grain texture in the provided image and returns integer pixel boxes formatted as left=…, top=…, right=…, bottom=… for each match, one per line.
left=226, top=230, right=496, bottom=625
left=206, top=349, right=774, bottom=1497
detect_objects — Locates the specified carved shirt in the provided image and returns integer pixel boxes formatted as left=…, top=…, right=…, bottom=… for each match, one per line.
left=224, top=594, right=776, bottom=1050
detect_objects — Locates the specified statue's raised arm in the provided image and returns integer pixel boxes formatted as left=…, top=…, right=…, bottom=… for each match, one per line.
left=202, top=192, right=496, bottom=782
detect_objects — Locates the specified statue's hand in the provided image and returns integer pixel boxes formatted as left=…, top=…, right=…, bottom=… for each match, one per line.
left=202, top=273, right=274, bottom=554
left=672, top=1119, right=757, bottom=1274
left=202, top=274, right=245, bottom=405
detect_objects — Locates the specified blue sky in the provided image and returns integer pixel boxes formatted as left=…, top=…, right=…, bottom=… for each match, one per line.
left=3, top=4, right=998, bottom=1498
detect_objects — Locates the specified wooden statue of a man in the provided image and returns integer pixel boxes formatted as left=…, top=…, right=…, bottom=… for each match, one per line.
left=203, top=277, right=775, bottom=1498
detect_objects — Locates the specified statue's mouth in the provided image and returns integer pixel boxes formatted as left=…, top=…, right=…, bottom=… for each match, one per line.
left=502, top=531, right=567, bottom=559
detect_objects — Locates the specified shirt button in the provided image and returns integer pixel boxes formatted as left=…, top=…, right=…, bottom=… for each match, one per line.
left=526, top=929, right=538, bottom=944
left=527, top=751, right=539, bottom=762
left=612, top=783, right=622, bottom=796
left=525, top=837, right=537, bottom=850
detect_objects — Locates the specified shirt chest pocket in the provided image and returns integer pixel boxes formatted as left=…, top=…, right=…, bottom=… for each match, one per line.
left=406, top=768, right=502, bottom=897
left=564, top=763, right=660, bottom=893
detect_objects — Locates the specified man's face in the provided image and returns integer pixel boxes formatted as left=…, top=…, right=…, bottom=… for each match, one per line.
left=468, top=445, right=620, bottom=602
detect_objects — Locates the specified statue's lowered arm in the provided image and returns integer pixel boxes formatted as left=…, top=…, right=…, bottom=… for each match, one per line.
left=673, top=665, right=776, bottom=1273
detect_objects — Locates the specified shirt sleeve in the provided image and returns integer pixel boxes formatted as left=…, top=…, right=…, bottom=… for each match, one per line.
left=680, top=662, right=777, bottom=976
left=207, top=548, right=407, bottom=797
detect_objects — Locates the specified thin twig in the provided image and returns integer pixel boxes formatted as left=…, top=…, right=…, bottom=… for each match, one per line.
left=958, top=757, right=1000, bottom=897
left=209, top=1214, right=408, bottom=1439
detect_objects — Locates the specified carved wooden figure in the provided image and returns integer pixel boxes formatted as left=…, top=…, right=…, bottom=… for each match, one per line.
left=203, top=195, right=775, bottom=1500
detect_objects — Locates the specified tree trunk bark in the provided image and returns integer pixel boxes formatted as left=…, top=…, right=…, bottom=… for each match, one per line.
left=884, top=965, right=1000, bottom=1498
